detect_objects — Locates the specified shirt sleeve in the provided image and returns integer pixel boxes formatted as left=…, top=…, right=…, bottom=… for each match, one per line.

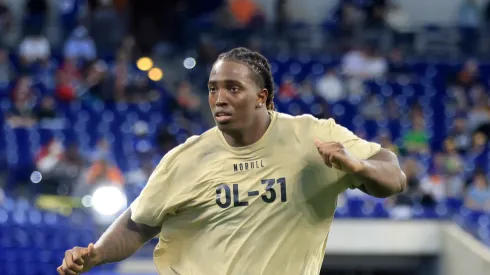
left=312, top=117, right=381, bottom=188
left=130, top=151, right=178, bottom=227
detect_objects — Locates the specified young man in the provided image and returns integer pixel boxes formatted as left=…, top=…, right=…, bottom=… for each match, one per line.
left=57, top=48, right=406, bottom=275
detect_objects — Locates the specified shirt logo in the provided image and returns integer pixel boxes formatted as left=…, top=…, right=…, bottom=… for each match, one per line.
left=233, top=160, right=265, bottom=172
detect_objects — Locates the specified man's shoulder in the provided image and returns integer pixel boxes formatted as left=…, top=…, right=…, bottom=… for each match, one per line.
left=163, top=127, right=218, bottom=166
left=275, top=111, right=333, bottom=128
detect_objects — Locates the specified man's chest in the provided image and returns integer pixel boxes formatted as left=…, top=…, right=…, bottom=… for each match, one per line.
left=164, top=147, right=340, bottom=230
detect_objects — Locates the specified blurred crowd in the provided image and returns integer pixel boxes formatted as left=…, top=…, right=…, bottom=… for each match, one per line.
left=0, top=0, right=488, bottom=219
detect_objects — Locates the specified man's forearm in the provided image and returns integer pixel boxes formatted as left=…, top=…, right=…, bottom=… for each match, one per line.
left=93, top=208, right=160, bottom=265
left=354, top=149, right=407, bottom=198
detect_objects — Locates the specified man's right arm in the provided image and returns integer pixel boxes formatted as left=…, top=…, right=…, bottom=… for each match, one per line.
left=93, top=208, right=160, bottom=266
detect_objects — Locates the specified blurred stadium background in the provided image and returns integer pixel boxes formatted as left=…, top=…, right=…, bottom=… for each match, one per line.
left=1, top=0, right=490, bottom=274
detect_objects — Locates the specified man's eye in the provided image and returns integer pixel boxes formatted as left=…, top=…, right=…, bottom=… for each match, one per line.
left=209, top=87, right=217, bottom=92
left=230, top=87, right=240, bottom=92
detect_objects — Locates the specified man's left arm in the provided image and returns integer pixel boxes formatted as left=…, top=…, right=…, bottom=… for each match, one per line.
left=350, top=148, right=407, bottom=198
left=312, top=117, right=406, bottom=198
left=315, top=139, right=406, bottom=198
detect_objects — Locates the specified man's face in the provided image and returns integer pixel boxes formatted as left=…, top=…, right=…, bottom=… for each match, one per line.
left=208, top=60, right=265, bottom=132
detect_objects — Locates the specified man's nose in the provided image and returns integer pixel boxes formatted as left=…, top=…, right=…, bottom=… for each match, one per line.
left=216, top=90, right=227, bottom=106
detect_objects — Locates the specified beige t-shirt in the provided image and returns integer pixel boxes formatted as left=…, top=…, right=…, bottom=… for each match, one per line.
left=131, top=112, right=381, bottom=275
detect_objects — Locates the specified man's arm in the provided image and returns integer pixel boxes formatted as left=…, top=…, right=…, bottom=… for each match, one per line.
left=93, top=208, right=160, bottom=265
left=348, top=148, right=407, bottom=198
left=312, top=118, right=405, bottom=198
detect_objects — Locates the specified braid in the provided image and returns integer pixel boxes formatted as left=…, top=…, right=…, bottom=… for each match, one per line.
left=217, top=47, right=275, bottom=110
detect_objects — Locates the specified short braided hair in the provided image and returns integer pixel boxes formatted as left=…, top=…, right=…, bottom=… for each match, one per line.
left=216, top=47, right=275, bottom=110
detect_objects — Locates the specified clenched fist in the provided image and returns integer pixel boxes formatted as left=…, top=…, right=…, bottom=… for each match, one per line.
left=57, top=243, right=99, bottom=275
left=314, top=139, right=364, bottom=174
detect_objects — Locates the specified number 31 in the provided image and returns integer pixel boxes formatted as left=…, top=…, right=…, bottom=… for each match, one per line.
left=261, top=177, right=287, bottom=203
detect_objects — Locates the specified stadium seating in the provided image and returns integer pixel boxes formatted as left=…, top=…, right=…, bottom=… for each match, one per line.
left=1, top=51, right=490, bottom=274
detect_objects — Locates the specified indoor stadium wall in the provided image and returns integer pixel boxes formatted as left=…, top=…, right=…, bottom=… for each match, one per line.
left=440, top=224, right=490, bottom=275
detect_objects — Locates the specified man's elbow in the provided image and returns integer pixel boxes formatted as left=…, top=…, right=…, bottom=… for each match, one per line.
left=371, top=170, right=406, bottom=198
left=398, top=170, right=407, bottom=194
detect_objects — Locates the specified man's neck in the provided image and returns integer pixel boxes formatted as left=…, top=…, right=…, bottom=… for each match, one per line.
left=223, top=111, right=271, bottom=147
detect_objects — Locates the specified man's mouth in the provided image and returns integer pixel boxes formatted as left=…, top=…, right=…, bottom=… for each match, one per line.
left=214, top=111, right=232, bottom=123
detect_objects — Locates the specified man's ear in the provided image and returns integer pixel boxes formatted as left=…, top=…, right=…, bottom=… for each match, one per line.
left=256, top=88, right=268, bottom=107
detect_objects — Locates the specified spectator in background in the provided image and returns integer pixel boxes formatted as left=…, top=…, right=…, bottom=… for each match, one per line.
left=0, top=187, right=4, bottom=206
left=89, top=0, right=123, bottom=57
left=485, top=0, right=490, bottom=30
left=119, top=35, right=137, bottom=60
left=316, top=68, right=344, bottom=103
left=196, top=36, right=219, bottom=67
left=132, top=121, right=152, bottom=158
left=360, top=93, right=383, bottom=120
left=62, top=142, right=86, bottom=195
left=403, top=115, right=429, bottom=154
left=275, top=0, right=290, bottom=36
left=297, top=80, right=315, bottom=104
left=450, top=59, right=482, bottom=91
left=35, top=139, right=64, bottom=194
left=35, top=96, right=58, bottom=122
left=385, top=97, right=401, bottom=120
left=112, top=49, right=131, bottom=101
left=342, top=45, right=387, bottom=97
left=419, top=153, right=446, bottom=206
left=24, top=0, right=48, bottom=35
left=391, top=157, right=421, bottom=218
left=458, top=0, right=481, bottom=55
left=56, top=57, right=82, bottom=102
left=6, top=75, right=37, bottom=128
left=278, top=76, right=297, bottom=100
left=342, top=45, right=387, bottom=79
left=81, top=60, right=113, bottom=101
left=37, top=139, right=86, bottom=195
left=385, top=3, right=411, bottom=49
left=86, top=158, right=124, bottom=186
left=443, top=138, right=465, bottom=199
left=364, top=0, right=387, bottom=28
left=112, top=49, right=147, bottom=102
left=465, top=171, right=490, bottom=212
left=228, top=0, right=264, bottom=28
left=464, top=132, right=488, bottom=177
left=177, top=80, right=201, bottom=113
left=126, top=75, right=150, bottom=103
left=387, top=48, right=410, bottom=78
left=126, top=158, right=153, bottom=187
left=0, top=0, right=15, bottom=45
left=334, top=1, right=364, bottom=47
left=468, top=99, right=490, bottom=134
left=64, top=142, right=86, bottom=174
left=64, top=26, right=97, bottom=62
left=377, top=131, right=398, bottom=155
left=448, top=115, right=471, bottom=154
left=90, top=137, right=113, bottom=163
left=35, top=57, right=57, bottom=92
left=18, top=32, right=51, bottom=65
left=0, top=46, right=13, bottom=87
left=155, top=126, right=177, bottom=157
left=34, top=95, right=65, bottom=131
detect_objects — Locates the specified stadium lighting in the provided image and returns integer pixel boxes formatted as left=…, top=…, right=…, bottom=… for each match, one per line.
left=91, top=185, right=127, bottom=216
left=136, top=57, right=153, bottom=71
left=81, top=195, right=92, bottom=207
left=30, top=171, right=42, bottom=184
left=148, top=68, right=163, bottom=81
left=183, top=57, right=196, bottom=69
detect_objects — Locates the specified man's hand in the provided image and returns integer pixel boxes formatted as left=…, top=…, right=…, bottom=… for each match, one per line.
left=57, top=243, right=99, bottom=275
left=314, top=139, right=364, bottom=174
